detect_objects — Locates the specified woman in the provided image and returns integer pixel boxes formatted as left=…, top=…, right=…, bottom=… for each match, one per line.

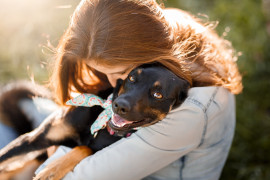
left=42, top=0, right=242, bottom=179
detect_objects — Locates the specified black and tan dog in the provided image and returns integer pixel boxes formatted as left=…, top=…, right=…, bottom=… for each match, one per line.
left=0, top=64, right=189, bottom=180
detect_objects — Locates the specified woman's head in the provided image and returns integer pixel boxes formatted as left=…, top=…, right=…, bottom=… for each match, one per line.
left=86, top=61, right=135, bottom=87
left=50, top=0, right=242, bottom=105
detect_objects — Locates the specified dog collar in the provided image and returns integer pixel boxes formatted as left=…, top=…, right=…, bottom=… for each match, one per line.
left=66, top=93, right=113, bottom=137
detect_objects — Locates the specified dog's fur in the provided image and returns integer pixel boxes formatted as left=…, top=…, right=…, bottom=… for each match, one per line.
left=0, top=81, right=52, bottom=135
left=0, top=64, right=189, bottom=180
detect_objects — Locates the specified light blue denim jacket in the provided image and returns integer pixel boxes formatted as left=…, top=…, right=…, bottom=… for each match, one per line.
left=37, top=86, right=235, bottom=180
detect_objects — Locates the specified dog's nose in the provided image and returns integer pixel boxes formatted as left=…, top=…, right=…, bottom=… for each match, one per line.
left=113, top=99, right=131, bottom=115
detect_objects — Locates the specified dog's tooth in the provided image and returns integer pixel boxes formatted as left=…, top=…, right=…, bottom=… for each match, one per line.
left=112, top=118, right=122, bottom=127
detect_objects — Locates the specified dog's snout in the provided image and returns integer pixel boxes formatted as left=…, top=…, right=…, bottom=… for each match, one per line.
left=113, top=99, right=131, bottom=115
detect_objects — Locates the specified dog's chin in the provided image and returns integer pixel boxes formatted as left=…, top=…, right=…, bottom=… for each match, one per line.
left=108, top=113, right=157, bottom=136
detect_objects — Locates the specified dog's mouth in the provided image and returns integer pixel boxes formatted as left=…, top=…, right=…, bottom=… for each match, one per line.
left=108, top=113, right=154, bottom=135
left=111, top=114, right=134, bottom=128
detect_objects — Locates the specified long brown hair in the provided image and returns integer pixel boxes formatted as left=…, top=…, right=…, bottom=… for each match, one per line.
left=50, top=0, right=243, bottom=105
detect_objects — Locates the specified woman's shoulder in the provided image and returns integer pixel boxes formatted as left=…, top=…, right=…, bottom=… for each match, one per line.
left=170, top=86, right=235, bottom=122
left=173, top=86, right=233, bottom=111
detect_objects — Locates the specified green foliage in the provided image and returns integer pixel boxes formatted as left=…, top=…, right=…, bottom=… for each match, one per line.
left=0, top=0, right=269, bottom=179
left=165, top=0, right=270, bottom=179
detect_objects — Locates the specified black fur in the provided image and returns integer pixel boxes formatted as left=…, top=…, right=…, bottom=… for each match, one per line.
left=0, top=81, right=52, bottom=135
left=0, top=64, right=190, bottom=173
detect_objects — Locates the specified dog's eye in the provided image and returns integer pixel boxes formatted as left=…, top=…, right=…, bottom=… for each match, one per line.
left=128, top=75, right=135, bottom=82
left=153, top=92, right=163, bottom=99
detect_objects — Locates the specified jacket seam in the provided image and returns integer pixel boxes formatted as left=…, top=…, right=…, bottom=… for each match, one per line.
left=179, top=155, right=186, bottom=180
left=186, top=87, right=219, bottom=147
left=205, top=87, right=219, bottom=112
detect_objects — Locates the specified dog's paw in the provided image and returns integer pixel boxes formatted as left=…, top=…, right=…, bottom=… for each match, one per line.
left=34, top=168, right=57, bottom=180
left=34, top=146, right=92, bottom=180
left=34, top=174, right=55, bottom=180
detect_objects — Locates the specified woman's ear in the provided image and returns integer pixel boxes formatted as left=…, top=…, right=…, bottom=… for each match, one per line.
left=112, top=79, right=124, bottom=101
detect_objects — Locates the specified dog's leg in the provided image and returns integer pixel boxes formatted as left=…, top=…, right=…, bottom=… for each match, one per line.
left=0, top=129, right=48, bottom=163
left=34, top=146, right=92, bottom=180
left=0, top=108, right=80, bottom=171
left=0, top=159, right=42, bottom=180
left=0, top=112, right=59, bottom=163
left=0, top=105, right=95, bottom=178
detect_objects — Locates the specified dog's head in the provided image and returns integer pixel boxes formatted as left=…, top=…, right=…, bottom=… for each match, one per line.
left=108, top=64, right=190, bottom=135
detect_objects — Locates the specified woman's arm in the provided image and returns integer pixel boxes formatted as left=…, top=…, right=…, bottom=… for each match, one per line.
left=62, top=101, right=204, bottom=180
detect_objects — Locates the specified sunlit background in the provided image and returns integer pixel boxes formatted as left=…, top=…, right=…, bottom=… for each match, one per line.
left=0, top=0, right=269, bottom=179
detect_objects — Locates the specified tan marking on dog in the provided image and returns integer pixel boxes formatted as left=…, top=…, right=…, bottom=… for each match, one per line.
left=44, top=108, right=77, bottom=141
left=154, top=81, right=161, bottom=87
left=169, top=104, right=174, bottom=112
left=143, top=108, right=167, bottom=124
left=140, top=108, right=166, bottom=127
left=46, top=122, right=76, bottom=141
left=0, top=150, right=45, bottom=172
left=118, top=85, right=125, bottom=96
left=137, top=69, right=142, bottom=75
left=0, top=158, right=42, bottom=180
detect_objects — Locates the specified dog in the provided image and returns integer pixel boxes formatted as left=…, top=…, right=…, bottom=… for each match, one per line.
left=0, top=64, right=190, bottom=180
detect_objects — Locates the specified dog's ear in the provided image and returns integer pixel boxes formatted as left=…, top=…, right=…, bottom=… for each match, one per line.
left=173, top=78, right=190, bottom=109
left=112, top=79, right=124, bottom=101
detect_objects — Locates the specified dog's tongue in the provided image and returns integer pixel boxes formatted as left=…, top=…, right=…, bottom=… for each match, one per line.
left=107, top=126, right=115, bottom=135
left=111, top=114, right=133, bottom=127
